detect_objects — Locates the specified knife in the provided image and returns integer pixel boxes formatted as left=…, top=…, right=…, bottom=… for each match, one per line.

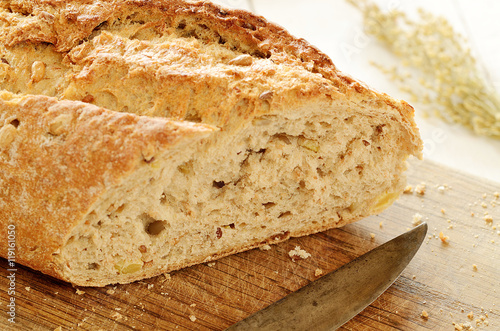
left=226, top=222, right=428, bottom=331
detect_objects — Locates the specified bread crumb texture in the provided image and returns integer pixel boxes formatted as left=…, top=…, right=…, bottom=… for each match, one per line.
left=0, top=0, right=421, bottom=286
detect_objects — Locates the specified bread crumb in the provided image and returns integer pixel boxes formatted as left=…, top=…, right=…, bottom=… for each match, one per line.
left=25, top=286, right=30, bottom=292
left=111, top=312, right=123, bottom=321
left=437, top=185, right=446, bottom=193
left=54, top=327, right=62, bottom=331
left=163, top=273, right=171, bottom=281
left=467, top=311, right=474, bottom=320
left=190, top=303, right=196, bottom=308
left=472, top=264, right=478, bottom=271
left=494, top=192, right=499, bottom=199
left=453, top=322, right=473, bottom=331
left=484, top=215, right=493, bottom=224
left=370, top=233, right=376, bottom=239
left=207, top=262, right=216, bottom=267
left=481, top=202, right=488, bottom=208
left=379, top=221, right=383, bottom=228
left=439, top=232, right=449, bottom=243
left=147, top=284, right=154, bottom=290
left=106, top=289, right=115, bottom=295
left=403, top=185, right=413, bottom=194
left=412, top=213, right=423, bottom=226
left=288, top=246, right=311, bottom=260
left=421, top=310, right=429, bottom=319
left=441, top=208, right=446, bottom=214
left=76, top=289, right=85, bottom=295
left=415, top=183, right=426, bottom=195
left=259, top=244, right=272, bottom=251
left=314, top=268, right=323, bottom=277
left=189, top=315, right=197, bottom=322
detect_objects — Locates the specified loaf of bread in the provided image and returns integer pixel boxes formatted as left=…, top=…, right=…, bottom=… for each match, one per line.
left=0, top=0, right=422, bottom=286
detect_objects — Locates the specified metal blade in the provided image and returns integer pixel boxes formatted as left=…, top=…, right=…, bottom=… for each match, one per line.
left=226, top=222, right=428, bottom=331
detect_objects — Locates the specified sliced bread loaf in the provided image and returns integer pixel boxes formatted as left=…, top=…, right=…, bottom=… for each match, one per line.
left=0, top=0, right=422, bottom=286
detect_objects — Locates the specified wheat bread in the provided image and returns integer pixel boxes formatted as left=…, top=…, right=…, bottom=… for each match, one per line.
left=0, top=0, right=422, bottom=286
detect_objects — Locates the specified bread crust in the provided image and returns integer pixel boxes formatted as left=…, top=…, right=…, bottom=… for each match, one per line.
left=0, top=1, right=422, bottom=285
left=0, top=0, right=420, bottom=145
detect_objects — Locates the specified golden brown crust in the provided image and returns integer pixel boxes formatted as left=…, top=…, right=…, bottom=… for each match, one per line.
left=0, top=92, right=213, bottom=279
left=0, top=0, right=420, bottom=146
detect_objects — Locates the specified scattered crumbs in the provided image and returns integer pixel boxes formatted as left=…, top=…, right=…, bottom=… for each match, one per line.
left=370, top=233, right=376, bottom=240
left=190, top=303, right=196, bottom=308
left=115, top=307, right=121, bottom=311
left=413, top=213, right=423, bottom=226
left=481, top=202, right=488, bottom=208
left=471, top=212, right=475, bottom=217
left=467, top=311, right=474, bottom=320
left=448, top=225, right=454, bottom=229
left=415, top=183, right=426, bottom=195
left=259, top=244, right=272, bottom=251
left=315, top=268, right=324, bottom=277
left=403, top=185, right=413, bottom=194
left=106, top=289, right=115, bottom=295
left=379, top=221, right=383, bottom=228
left=147, top=284, right=154, bottom=290
left=76, top=289, right=85, bottom=295
left=207, top=262, right=216, bottom=267
left=437, top=185, right=446, bottom=193
left=421, top=310, right=429, bottom=319
left=288, top=246, right=311, bottom=260
left=164, top=273, right=171, bottom=281
left=441, top=208, right=446, bottom=214
left=111, top=312, right=123, bottom=321
left=484, top=215, right=493, bottom=224
left=439, top=232, right=449, bottom=243
left=125, top=291, right=130, bottom=295
left=25, top=287, right=30, bottom=292
left=54, top=292, right=58, bottom=295
left=189, top=315, right=197, bottom=322
left=494, top=192, right=499, bottom=199
left=472, top=264, right=478, bottom=272
left=412, top=275, right=416, bottom=280
left=482, top=193, right=487, bottom=199
left=453, top=322, right=473, bottom=330
left=54, top=327, right=62, bottom=331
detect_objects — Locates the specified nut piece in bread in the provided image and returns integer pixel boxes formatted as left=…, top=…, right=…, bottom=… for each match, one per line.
left=0, top=0, right=422, bottom=286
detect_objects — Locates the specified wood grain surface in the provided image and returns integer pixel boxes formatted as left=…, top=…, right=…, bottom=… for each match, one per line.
left=1, top=158, right=499, bottom=331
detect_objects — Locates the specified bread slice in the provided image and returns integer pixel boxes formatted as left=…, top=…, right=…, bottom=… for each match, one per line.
left=0, top=0, right=422, bottom=286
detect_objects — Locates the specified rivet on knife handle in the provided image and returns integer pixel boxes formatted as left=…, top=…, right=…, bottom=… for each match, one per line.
left=226, top=223, right=428, bottom=331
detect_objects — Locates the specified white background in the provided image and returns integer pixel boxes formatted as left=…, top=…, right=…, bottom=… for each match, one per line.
left=213, top=0, right=500, bottom=183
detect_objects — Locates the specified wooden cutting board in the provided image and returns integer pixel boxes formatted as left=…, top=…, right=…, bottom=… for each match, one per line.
left=1, top=158, right=499, bottom=331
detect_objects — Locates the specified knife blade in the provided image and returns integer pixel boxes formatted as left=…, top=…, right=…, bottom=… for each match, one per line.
left=226, top=222, right=428, bottom=331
